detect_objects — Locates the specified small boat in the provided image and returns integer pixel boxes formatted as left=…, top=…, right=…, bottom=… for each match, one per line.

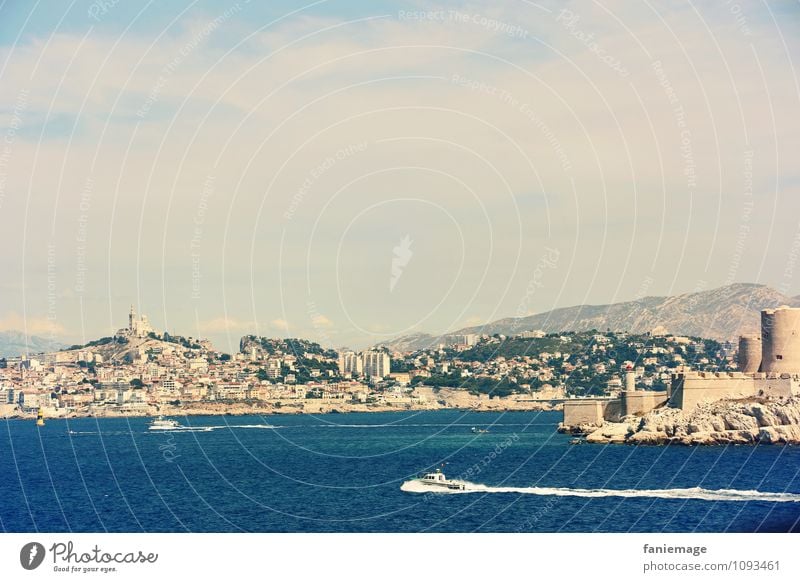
left=413, top=468, right=466, bottom=491
left=36, top=408, right=45, bottom=427
left=569, top=438, right=583, bottom=445
left=148, top=416, right=181, bottom=431
left=471, top=426, right=488, bottom=434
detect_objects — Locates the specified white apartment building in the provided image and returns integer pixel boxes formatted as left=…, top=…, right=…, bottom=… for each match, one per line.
left=362, top=350, right=390, bottom=380
left=338, top=351, right=363, bottom=376
left=445, top=334, right=478, bottom=347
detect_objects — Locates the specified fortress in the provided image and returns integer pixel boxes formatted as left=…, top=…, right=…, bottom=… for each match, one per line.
left=563, top=305, right=800, bottom=427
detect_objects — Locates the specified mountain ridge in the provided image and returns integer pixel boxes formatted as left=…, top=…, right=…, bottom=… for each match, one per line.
left=0, top=331, right=66, bottom=358
left=378, top=283, right=800, bottom=352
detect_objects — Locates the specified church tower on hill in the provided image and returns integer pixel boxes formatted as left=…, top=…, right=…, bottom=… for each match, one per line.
left=117, top=305, right=155, bottom=339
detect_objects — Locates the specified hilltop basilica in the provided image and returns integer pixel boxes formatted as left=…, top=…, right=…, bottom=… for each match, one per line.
left=116, top=305, right=155, bottom=339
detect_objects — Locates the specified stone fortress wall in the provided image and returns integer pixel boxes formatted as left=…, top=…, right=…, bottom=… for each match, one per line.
left=669, top=372, right=758, bottom=410
left=562, top=399, right=608, bottom=426
left=620, top=389, right=668, bottom=416
left=563, top=305, right=800, bottom=427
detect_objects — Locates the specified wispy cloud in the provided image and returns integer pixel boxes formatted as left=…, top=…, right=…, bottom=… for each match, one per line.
left=196, top=316, right=255, bottom=334
left=0, top=312, right=65, bottom=336
left=271, top=319, right=290, bottom=331
left=311, top=314, right=334, bottom=328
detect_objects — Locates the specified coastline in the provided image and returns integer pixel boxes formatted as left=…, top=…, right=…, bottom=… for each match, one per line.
left=2, top=395, right=563, bottom=421
left=560, top=397, right=800, bottom=445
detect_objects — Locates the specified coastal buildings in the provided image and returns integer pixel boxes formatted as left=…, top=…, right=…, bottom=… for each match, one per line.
left=444, top=334, right=478, bottom=348
left=0, top=304, right=742, bottom=421
left=515, top=330, right=546, bottom=339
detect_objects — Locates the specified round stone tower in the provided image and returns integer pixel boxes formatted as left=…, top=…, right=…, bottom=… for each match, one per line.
left=760, top=306, right=800, bottom=374
left=624, top=365, right=636, bottom=391
left=737, top=335, right=762, bottom=374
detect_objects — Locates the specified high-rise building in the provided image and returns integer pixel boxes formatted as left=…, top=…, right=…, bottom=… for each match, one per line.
left=338, top=351, right=363, bottom=376
left=362, top=350, right=390, bottom=379
left=445, top=334, right=478, bottom=347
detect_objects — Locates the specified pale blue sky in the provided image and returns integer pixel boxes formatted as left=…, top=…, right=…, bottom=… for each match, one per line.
left=0, top=0, right=799, bottom=351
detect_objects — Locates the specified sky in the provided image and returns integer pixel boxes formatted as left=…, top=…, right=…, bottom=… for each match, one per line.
left=0, top=0, right=799, bottom=352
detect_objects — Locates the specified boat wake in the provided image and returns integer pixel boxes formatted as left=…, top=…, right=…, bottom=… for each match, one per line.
left=67, top=424, right=281, bottom=435
left=315, top=423, right=535, bottom=428
left=158, top=424, right=281, bottom=432
left=400, top=480, right=800, bottom=502
left=217, top=424, right=281, bottom=430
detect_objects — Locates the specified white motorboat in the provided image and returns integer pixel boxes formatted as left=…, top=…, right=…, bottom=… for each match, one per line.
left=413, top=468, right=466, bottom=491
left=148, top=416, right=181, bottom=431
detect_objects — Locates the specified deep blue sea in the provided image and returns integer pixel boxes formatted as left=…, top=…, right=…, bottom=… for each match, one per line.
left=2, top=410, right=800, bottom=532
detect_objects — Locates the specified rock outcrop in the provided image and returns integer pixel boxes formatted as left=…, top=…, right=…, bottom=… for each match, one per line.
left=569, top=397, right=800, bottom=445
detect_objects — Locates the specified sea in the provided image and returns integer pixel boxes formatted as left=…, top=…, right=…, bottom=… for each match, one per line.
left=2, top=410, right=800, bottom=532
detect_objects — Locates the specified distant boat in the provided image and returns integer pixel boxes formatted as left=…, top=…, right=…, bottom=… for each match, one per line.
left=471, top=426, right=488, bottom=434
left=36, top=408, right=45, bottom=427
left=148, top=416, right=181, bottom=431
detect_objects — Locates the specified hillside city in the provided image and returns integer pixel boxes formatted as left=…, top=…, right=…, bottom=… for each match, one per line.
left=0, top=307, right=734, bottom=418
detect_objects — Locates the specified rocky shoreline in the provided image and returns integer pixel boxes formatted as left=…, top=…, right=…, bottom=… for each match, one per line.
left=560, top=397, right=800, bottom=445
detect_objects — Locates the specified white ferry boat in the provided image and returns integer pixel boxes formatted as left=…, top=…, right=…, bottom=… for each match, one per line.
left=414, top=468, right=466, bottom=491
left=148, top=416, right=182, bottom=431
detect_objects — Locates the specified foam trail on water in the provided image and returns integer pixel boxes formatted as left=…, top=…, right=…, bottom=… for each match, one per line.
left=165, top=424, right=281, bottom=432
left=400, top=480, right=800, bottom=502
left=69, top=424, right=282, bottom=435
left=222, top=424, right=280, bottom=429
left=314, top=423, right=535, bottom=428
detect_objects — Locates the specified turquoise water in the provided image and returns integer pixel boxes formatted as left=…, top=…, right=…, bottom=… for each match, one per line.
left=2, top=410, right=800, bottom=532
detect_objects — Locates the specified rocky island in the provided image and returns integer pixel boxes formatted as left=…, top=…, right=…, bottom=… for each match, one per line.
left=561, top=396, right=800, bottom=445
left=560, top=305, right=800, bottom=446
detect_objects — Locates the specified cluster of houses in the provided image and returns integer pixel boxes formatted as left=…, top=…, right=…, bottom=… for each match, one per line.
left=0, top=308, right=730, bottom=418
